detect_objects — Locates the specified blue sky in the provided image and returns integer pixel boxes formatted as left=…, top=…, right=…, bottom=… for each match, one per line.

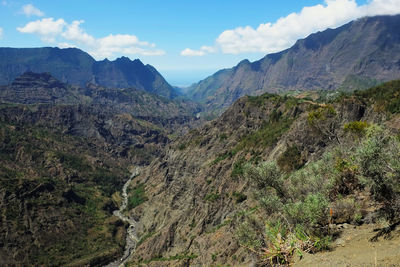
left=1, top=0, right=399, bottom=86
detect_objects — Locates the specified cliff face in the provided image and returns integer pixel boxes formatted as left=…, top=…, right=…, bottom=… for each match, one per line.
left=126, top=80, right=400, bottom=266
left=0, top=47, right=176, bottom=98
left=188, top=15, right=400, bottom=112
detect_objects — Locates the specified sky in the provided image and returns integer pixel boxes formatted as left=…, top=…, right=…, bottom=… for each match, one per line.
left=1, top=0, right=400, bottom=86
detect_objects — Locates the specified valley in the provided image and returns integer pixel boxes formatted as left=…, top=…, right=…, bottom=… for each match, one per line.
left=1, top=12, right=400, bottom=267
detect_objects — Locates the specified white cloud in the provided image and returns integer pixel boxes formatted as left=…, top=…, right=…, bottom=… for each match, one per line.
left=180, top=46, right=216, bottom=56
left=17, top=18, right=165, bottom=59
left=22, top=4, right=44, bottom=17
left=17, top=18, right=66, bottom=38
left=57, top=42, right=76, bottom=48
left=61, top=20, right=95, bottom=46
left=186, top=0, right=400, bottom=55
left=0, top=27, right=3, bottom=39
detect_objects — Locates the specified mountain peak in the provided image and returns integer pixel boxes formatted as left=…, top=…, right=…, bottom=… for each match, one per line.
left=0, top=47, right=175, bottom=99
left=187, top=14, right=400, bottom=113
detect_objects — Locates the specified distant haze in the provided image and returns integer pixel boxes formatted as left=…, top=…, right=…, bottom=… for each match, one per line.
left=160, top=69, right=218, bottom=87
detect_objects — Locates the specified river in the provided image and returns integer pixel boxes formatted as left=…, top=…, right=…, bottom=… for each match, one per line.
left=104, top=167, right=140, bottom=267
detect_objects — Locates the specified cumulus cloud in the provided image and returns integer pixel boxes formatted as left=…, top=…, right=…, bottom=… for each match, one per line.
left=17, top=18, right=165, bottom=58
left=17, top=18, right=66, bottom=42
left=61, top=20, right=95, bottom=46
left=184, top=0, right=400, bottom=55
left=57, top=42, right=76, bottom=48
left=180, top=46, right=216, bottom=56
left=0, top=27, right=3, bottom=39
left=22, top=4, right=45, bottom=17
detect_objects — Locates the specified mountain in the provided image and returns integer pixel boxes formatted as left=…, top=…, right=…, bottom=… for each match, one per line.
left=0, top=47, right=176, bottom=98
left=125, top=80, right=400, bottom=266
left=0, top=71, right=201, bottom=124
left=188, top=15, right=400, bottom=112
left=0, top=72, right=202, bottom=265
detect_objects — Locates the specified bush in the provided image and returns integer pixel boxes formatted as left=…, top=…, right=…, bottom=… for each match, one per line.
left=277, top=145, right=304, bottom=173
left=355, top=125, right=400, bottom=221
left=344, top=121, right=369, bottom=136
left=245, top=161, right=286, bottom=198
left=284, top=193, right=329, bottom=229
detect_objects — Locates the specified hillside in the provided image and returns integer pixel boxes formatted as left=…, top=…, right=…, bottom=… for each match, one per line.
left=188, top=15, right=400, bottom=113
left=125, top=80, right=400, bottom=266
left=0, top=47, right=176, bottom=98
left=0, top=72, right=202, bottom=265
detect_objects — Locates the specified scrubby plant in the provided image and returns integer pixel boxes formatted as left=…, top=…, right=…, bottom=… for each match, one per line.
left=284, top=193, right=329, bottom=229
left=355, top=125, right=400, bottom=229
left=344, top=121, right=369, bottom=136
left=277, top=145, right=304, bottom=173
left=307, top=105, right=339, bottom=143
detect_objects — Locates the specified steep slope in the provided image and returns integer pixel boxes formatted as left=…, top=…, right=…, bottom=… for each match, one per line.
left=188, top=15, right=400, bottom=112
left=0, top=113, right=130, bottom=266
left=125, top=80, right=400, bottom=266
left=0, top=71, right=202, bottom=265
left=0, top=47, right=176, bottom=98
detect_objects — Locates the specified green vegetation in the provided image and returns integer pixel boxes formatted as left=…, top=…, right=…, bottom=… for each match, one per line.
left=231, top=157, right=246, bottom=178
left=355, top=79, right=400, bottom=114
left=236, top=121, right=400, bottom=264
left=277, top=145, right=304, bottom=173
left=235, top=117, right=294, bottom=152
left=339, top=74, right=381, bottom=91
left=0, top=121, right=128, bottom=266
left=127, top=183, right=148, bottom=209
left=344, top=121, right=369, bottom=136
left=205, top=192, right=220, bottom=202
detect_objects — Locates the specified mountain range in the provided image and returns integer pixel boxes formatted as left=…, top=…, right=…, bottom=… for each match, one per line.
left=0, top=47, right=176, bottom=98
left=188, top=15, right=400, bottom=112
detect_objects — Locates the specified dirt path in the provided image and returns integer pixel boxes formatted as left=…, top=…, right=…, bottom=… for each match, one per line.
left=294, top=224, right=400, bottom=267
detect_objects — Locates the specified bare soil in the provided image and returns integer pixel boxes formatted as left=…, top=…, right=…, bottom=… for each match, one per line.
left=294, top=224, right=400, bottom=267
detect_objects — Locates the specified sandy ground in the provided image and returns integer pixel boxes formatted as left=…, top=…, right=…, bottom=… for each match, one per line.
left=293, top=224, right=400, bottom=267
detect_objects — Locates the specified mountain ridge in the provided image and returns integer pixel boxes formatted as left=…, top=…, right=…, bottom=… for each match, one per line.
left=0, top=47, right=177, bottom=99
left=188, top=15, right=400, bottom=112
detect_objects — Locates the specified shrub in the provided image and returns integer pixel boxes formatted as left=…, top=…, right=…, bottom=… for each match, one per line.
left=245, top=161, right=286, bottom=198
left=355, top=125, right=400, bottom=221
left=307, top=105, right=336, bottom=125
left=344, top=121, right=369, bottom=136
left=277, top=145, right=304, bottom=173
left=284, top=193, right=329, bottom=230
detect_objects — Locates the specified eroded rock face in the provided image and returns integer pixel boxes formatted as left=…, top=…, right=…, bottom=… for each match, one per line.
left=127, top=91, right=386, bottom=266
